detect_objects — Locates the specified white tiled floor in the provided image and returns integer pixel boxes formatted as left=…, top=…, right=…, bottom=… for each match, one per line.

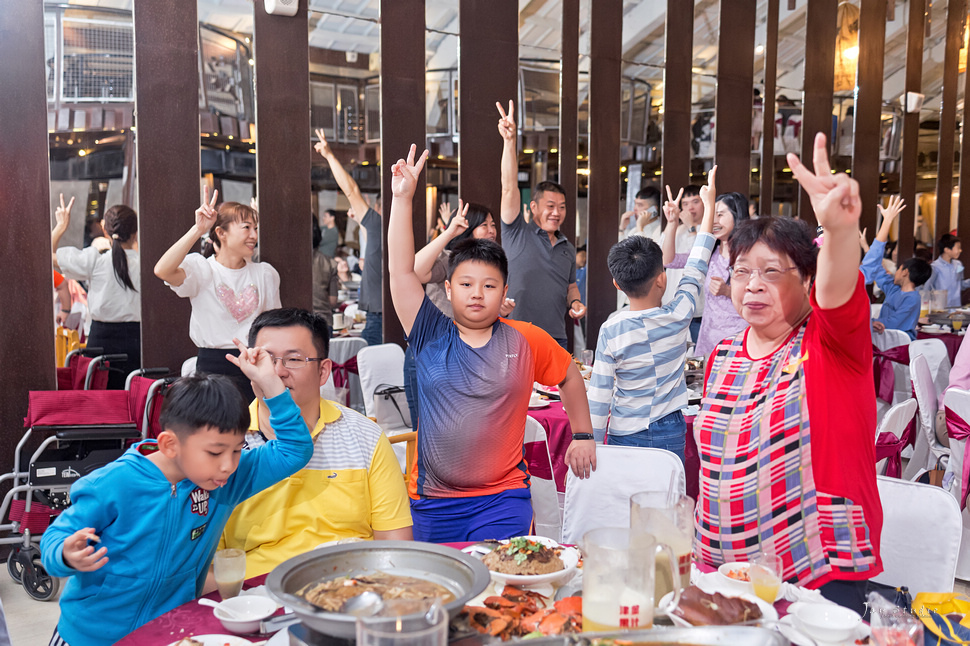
left=0, top=571, right=60, bottom=646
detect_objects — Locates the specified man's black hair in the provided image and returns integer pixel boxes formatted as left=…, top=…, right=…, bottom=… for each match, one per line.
left=607, top=235, right=664, bottom=299
left=901, top=257, right=932, bottom=287
left=448, top=238, right=509, bottom=284
left=682, top=184, right=704, bottom=198
left=533, top=180, right=566, bottom=201
left=248, top=307, right=330, bottom=359
left=939, top=233, right=961, bottom=256
left=577, top=245, right=587, bottom=253
left=159, top=374, right=250, bottom=438
left=635, top=186, right=661, bottom=206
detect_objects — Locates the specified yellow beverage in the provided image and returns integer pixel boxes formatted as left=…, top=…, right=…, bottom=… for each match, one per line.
left=753, top=580, right=780, bottom=603
left=216, top=577, right=244, bottom=599
left=954, top=320, right=963, bottom=331
left=582, top=615, right=621, bottom=633
left=920, top=307, right=929, bottom=319
left=582, top=589, right=653, bottom=632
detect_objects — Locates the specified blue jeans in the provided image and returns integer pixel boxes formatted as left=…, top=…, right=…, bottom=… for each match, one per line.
left=362, top=311, right=383, bottom=346
left=403, top=345, right=419, bottom=429
left=607, top=410, right=686, bottom=462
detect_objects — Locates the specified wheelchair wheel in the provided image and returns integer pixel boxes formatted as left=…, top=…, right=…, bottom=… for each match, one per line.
left=22, top=557, right=59, bottom=601
left=6, top=548, right=24, bottom=584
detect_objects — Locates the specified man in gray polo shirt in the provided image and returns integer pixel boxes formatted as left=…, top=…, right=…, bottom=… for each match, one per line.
left=497, top=102, right=585, bottom=349
left=315, top=128, right=383, bottom=345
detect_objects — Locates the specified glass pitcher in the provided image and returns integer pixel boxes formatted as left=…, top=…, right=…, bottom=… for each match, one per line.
left=582, top=527, right=681, bottom=632
left=630, top=490, right=694, bottom=604
left=931, top=289, right=948, bottom=313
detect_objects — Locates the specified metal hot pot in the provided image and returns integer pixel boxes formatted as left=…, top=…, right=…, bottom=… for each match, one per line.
left=265, top=541, right=491, bottom=640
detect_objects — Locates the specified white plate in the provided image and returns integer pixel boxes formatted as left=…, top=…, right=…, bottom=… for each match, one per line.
left=778, top=615, right=871, bottom=646
left=165, top=636, right=254, bottom=646
left=464, top=536, right=579, bottom=588
left=660, top=585, right=778, bottom=628
left=528, top=401, right=550, bottom=409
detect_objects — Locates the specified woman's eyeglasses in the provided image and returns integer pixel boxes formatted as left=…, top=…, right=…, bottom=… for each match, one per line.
left=728, top=266, right=799, bottom=284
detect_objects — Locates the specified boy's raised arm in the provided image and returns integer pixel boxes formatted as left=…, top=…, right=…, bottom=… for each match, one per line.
left=497, top=101, right=520, bottom=225
left=387, top=145, right=431, bottom=335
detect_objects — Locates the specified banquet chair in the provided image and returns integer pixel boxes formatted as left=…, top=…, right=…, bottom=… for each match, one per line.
left=357, top=343, right=411, bottom=468
left=874, top=398, right=917, bottom=477
left=909, top=338, right=952, bottom=399
left=872, top=328, right=912, bottom=421
left=387, top=431, right=416, bottom=482
left=870, top=303, right=883, bottom=320
left=872, top=476, right=962, bottom=595
left=561, top=446, right=685, bottom=545
left=903, top=354, right=951, bottom=480
left=329, top=337, right=367, bottom=412
left=524, top=416, right=562, bottom=541
left=941, top=388, right=970, bottom=581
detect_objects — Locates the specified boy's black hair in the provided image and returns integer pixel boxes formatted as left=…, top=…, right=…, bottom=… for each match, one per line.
left=576, top=245, right=587, bottom=253
left=607, top=235, right=664, bottom=299
left=939, top=233, right=961, bottom=255
left=635, top=186, right=661, bottom=206
left=248, top=307, right=330, bottom=358
left=682, top=184, right=704, bottom=198
left=901, top=257, right=932, bottom=287
left=159, top=374, right=250, bottom=438
left=448, top=238, right=508, bottom=284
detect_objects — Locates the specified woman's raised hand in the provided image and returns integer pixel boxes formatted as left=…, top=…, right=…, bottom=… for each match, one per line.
left=496, top=100, right=516, bottom=142
left=390, top=144, right=429, bottom=198
left=54, top=193, right=75, bottom=230
left=445, top=199, right=470, bottom=238
left=195, top=186, right=218, bottom=234
left=313, top=128, right=332, bottom=158
left=787, top=132, right=860, bottom=231
left=699, top=166, right=717, bottom=212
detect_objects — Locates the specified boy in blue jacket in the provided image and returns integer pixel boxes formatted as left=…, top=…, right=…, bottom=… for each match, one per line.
left=41, top=338, right=314, bottom=646
left=860, top=195, right=932, bottom=340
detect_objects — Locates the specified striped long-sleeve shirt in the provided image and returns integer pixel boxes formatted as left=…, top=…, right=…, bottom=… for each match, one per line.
left=588, top=233, right=715, bottom=441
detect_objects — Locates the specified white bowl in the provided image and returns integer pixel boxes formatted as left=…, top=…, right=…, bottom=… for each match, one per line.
left=716, top=562, right=754, bottom=595
left=790, top=601, right=862, bottom=643
left=213, top=595, right=278, bottom=635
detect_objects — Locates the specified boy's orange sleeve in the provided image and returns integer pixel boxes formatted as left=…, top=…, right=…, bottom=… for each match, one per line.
left=501, top=318, right=572, bottom=386
left=53, top=270, right=65, bottom=288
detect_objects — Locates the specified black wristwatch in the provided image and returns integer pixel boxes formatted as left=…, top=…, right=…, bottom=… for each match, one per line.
left=571, top=433, right=595, bottom=441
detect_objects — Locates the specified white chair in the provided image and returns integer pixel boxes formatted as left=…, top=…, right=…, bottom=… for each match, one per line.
left=874, top=398, right=917, bottom=476
left=357, top=343, right=411, bottom=468
left=871, top=329, right=912, bottom=421
left=903, top=354, right=951, bottom=480
left=941, top=388, right=970, bottom=581
left=181, top=356, right=197, bottom=377
left=909, top=338, right=952, bottom=399
left=524, top=416, right=562, bottom=541
left=561, top=446, right=685, bottom=545
left=870, top=303, right=883, bottom=320
left=872, top=475, right=963, bottom=594
left=329, top=336, right=367, bottom=412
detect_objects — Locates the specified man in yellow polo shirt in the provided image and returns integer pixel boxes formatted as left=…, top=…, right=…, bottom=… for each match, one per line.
left=220, top=308, right=412, bottom=578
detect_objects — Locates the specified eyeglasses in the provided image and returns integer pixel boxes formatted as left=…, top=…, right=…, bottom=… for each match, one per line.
left=728, top=266, right=800, bottom=284
left=267, top=353, right=325, bottom=370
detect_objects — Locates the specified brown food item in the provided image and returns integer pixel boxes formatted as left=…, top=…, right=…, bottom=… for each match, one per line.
left=481, top=538, right=564, bottom=575
left=172, top=640, right=204, bottom=646
left=671, top=585, right=763, bottom=626
left=297, top=571, right=455, bottom=612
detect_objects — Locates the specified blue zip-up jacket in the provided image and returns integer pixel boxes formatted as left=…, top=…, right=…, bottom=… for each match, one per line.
left=40, top=389, right=313, bottom=646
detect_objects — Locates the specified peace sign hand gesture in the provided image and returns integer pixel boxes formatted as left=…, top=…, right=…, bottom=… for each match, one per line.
left=664, top=186, right=683, bottom=226
left=496, top=100, right=516, bottom=142
left=54, top=194, right=75, bottom=231
left=444, top=199, right=470, bottom=239
left=195, top=186, right=219, bottom=234
left=787, top=133, right=860, bottom=232
left=313, top=128, right=332, bottom=158
left=390, top=145, right=430, bottom=199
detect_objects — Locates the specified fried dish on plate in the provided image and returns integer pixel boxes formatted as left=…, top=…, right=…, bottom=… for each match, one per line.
left=481, top=537, right=565, bottom=575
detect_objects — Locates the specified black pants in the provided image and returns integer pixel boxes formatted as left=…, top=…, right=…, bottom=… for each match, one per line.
left=818, top=578, right=869, bottom=619
left=87, top=321, right=141, bottom=390
left=196, top=348, right=254, bottom=403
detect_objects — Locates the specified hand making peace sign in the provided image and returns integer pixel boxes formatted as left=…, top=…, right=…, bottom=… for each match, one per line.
left=390, top=145, right=430, bottom=199
left=54, top=193, right=75, bottom=230
left=787, top=133, right=860, bottom=232
left=496, top=100, right=515, bottom=142
left=195, top=186, right=219, bottom=234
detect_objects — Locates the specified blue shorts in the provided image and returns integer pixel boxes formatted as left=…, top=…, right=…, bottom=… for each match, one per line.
left=410, top=488, right=532, bottom=543
left=607, top=409, right=686, bottom=461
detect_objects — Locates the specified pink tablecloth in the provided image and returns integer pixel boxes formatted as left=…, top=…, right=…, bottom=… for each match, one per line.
left=524, top=402, right=700, bottom=501
left=917, top=330, right=963, bottom=364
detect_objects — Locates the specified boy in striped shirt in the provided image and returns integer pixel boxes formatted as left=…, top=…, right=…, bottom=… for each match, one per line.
left=587, top=171, right=717, bottom=459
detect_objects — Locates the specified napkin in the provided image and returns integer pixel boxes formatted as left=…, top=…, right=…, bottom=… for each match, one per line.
left=779, top=582, right=834, bottom=605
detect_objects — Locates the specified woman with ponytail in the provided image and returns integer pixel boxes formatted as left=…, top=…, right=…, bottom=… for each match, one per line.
left=154, top=187, right=280, bottom=401
left=52, top=195, right=141, bottom=389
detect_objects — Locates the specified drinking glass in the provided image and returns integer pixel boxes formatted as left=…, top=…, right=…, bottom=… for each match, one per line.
left=356, top=600, right=447, bottom=646
left=582, top=527, right=680, bottom=632
left=750, top=552, right=782, bottom=603
left=213, top=548, right=246, bottom=600
left=581, top=349, right=594, bottom=366
left=953, top=320, right=964, bottom=332
left=630, top=490, right=694, bottom=603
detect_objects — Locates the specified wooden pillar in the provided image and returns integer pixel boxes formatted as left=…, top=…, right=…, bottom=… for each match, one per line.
left=798, top=0, right=837, bottom=226
left=458, top=0, right=518, bottom=226
left=898, top=0, right=926, bottom=262
left=851, top=0, right=887, bottom=237
left=760, top=0, right=779, bottom=216
left=586, top=0, right=622, bottom=348
left=380, top=0, right=426, bottom=348
left=254, top=0, right=311, bottom=309
left=960, top=24, right=970, bottom=238
left=0, top=1, right=56, bottom=482
left=559, top=0, right=579, bottom=244
left=938, top=0, right=967, bottom=245
left=662, top=0, right=693, bottom=194
left=714, top=0, right=756, bottom=196
left=133, top=0, right=198, bottom=370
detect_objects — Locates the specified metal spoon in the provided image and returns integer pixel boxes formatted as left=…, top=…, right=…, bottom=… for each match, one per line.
left=339, top=590, right=384, bottom=617
left=197, top=597, right=246, bottom=620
